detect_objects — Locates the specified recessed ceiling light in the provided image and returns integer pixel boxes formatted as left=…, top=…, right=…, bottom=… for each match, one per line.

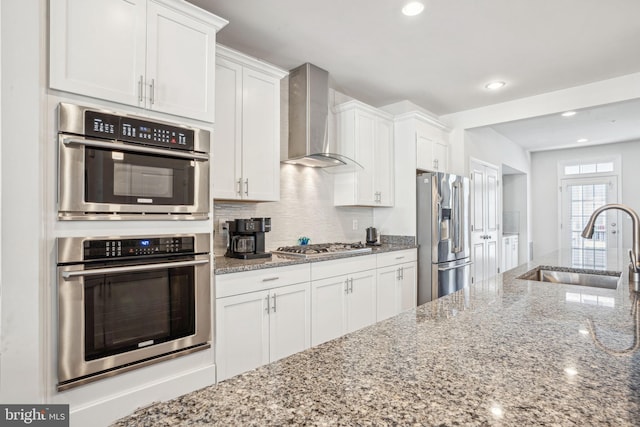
left=402, top=1, right=425, bottom=16
left=485, top=81, right=506, bottom=90
left=577, top=138, right=588, bottom=143
left=561, top=111, right=577, bottom=117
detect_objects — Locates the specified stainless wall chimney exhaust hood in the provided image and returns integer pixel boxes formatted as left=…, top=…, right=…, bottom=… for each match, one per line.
left=284, top=63, right=361, bottom=173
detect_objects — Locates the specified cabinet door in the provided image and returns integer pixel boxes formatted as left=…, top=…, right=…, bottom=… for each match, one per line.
left=216, top=291, right=270, bottom=381
left=311, top=276, right=347, bottom=346
left=346, top=270, right=377, bottom=333
left=354, top=111, right=377, bottom=205
left=399, top=262, right=417, bottom=312
left=376, top=266, right=398, bottom=322
left=269, top=283, right=311, bottom=362
left=416, top=132, right=436, bottom=172
left=432, top=139, right=449, bottom=172
left=375, top=118, right=394, bottom=206
left=213, top=58, right=243, bottom=199
left=146, top=1, right=217, bottom=121
left=241, top=68, right=281, bottom=201
left=50, top=0, right=146, bottom=106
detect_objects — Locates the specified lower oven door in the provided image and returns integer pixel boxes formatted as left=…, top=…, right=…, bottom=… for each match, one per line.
left=57, top=254, right=211, bottom=390
left=58, top=135, right=209, bottom=219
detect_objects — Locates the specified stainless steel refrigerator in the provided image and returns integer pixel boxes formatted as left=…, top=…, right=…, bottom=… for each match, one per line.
left=417, top=172, right=472, bottom=304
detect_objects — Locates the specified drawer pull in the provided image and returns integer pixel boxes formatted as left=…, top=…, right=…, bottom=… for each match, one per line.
left=262, top=276, right=280, bottom=282
left=395, top=256, right=405, bottom=260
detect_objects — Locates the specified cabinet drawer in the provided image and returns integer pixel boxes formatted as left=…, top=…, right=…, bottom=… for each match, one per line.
left=216, top=264, right=310, bottom=298
left=376, top=249, right=417, bottom=268
left=311, top=254, right=377, bottom=280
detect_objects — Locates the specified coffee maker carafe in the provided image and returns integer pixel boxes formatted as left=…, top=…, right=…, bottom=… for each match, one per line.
left=225, top=218, right=272, bottom=259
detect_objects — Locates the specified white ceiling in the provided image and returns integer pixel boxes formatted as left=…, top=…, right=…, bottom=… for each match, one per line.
left=187, top=0, right=640, bottom=150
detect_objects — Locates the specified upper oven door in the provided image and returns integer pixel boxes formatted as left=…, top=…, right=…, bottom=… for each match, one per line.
left=58, top=135, right=210, bottom=219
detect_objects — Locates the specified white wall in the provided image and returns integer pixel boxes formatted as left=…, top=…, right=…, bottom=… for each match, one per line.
left=530, top=139, right=640, bottom=258
left=465, top=127, right=530, bottom=175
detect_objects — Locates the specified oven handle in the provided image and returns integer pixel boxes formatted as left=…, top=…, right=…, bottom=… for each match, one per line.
left=63, top=137, right=209, bottom=161
left=62, top=259, right=209, bottom=279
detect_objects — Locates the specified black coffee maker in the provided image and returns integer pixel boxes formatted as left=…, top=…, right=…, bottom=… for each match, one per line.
left=225, top=218, right=272, bottom=259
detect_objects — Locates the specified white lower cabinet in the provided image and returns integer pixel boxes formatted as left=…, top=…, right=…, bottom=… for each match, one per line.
left=215, top=265, right=310, bottom=381
left=376, top=249, right=417, bottom=321
left=311, top=270, right=377, bottom=346
left=310, top=255, right=377, bottom=346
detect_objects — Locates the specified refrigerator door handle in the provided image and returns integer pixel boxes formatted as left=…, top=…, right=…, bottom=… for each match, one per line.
left=437, top=260, right=473, bottom=272
left=452, top=181, right=462, bottom=253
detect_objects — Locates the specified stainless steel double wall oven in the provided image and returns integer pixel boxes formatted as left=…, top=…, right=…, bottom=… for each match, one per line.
left=55, top=103, right=213, bottom=390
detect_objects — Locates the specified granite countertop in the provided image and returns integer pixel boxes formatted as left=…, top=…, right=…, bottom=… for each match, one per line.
left=214, top=243, right=417, bottom=275
left=113, top=249, right=640, bottom=426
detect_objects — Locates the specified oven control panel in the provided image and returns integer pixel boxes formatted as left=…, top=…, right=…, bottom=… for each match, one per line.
left=84, top=110, right=195, bottom=151
left=83, top=236, right=195, bottom=260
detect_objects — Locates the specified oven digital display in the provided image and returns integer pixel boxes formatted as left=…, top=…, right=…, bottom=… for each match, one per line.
left=83, top=237, right=195, bottom=260
left=84, top=110, right=195, bottom=151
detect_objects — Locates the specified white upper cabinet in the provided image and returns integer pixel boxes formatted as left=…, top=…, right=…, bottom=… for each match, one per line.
left=213, top=46, right=287, bottom=201
left=50, top=0, right=227, bottom=122
left=334, top=100, right=394, bottom=207
left=393, top=112, right=450, bottom=173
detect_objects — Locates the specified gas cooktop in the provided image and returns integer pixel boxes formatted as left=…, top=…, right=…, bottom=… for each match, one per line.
left=272, top=242, right=372, bottom=258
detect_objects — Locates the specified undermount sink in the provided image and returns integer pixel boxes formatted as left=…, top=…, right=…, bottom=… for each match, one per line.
left=517, top=266, right=622, bottom=290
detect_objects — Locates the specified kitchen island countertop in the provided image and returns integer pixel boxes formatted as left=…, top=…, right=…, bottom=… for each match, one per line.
left=113, top=249, right=640, bottom=426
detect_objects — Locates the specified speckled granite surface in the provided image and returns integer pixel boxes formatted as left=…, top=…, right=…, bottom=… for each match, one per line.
left=113, top=249, right=640, bottom=426
left=214, top=242, right=417, bottom=274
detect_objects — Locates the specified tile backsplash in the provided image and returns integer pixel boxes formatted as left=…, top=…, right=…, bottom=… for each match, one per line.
left=213, top=164, right=374, bottom=255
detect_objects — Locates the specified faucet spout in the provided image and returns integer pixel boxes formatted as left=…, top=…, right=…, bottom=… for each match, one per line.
left=581, top=203, right=640, bottom=285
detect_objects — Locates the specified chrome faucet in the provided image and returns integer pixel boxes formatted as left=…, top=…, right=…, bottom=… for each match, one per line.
left=581, top=203, right=640, bottom=287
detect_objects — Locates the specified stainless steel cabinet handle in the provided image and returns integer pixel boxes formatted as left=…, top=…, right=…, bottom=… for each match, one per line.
left=344, top=279, right=349, bottom=294
left=63, top=137, right=209, bottom=161
left=262, top=277, right=280, bottom=282
left=397, top=268, right=401, bottom=280
left=265, top=295, right=270, bottom=314
left=244, top=178, right=249, bottom=196
left=395, top=255, right=405, bottom=260
left=62, top=259, right=209, bottom=279
left=149, top=78, right=155, bottom=105
left=349, top=278, right=354, bottom=293
left=138, top=75, right=144, bottom=103
left=272, top=294, right=277, bottom=313
left=236, top=179, right=242, bottom=196
left=612, top=230, right=617, bottom=234
left=400, top=266, right=404, bottom=280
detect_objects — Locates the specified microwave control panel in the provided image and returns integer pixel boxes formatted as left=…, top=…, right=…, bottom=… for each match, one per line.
left=83, top=236, right=195, bottom=260
left=84, top=110, right=195, bottom=151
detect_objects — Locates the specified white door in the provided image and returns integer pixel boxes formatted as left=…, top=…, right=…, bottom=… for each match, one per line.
left=470, top=161, right=500, bottom=283
left=399, top=262, right=417, bottom=312
left=311, top=276, right=347, bottom=346
left=355, top=112, right=377, bottom=205
left=375, top=266, right=398, bottom=322
left=49, top=0, right=146, bottom=106
left=375, top=118, right=394, bottom=206
left=215, top=290, right=270, bottom=381
left=213, top=58, right=243, bottom=199
left=146, top=1, right=217, bottom=121
left=560, top=176, right=619, bottom=268
left=346, top=270, right=377, bottom=333
left=269, top=283, right=311, bottom=362
left=241, top=67, right=281, bottom=201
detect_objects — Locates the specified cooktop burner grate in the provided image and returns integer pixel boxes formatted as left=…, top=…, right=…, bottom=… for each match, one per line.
left=272, top=242, right=372, bottom=258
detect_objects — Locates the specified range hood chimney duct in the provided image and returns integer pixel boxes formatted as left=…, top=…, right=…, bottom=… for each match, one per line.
left=284, top=63, right=361, bottom=172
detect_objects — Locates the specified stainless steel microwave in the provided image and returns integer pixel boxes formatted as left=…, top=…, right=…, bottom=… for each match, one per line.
left=57, top=103, right=210, bottom=220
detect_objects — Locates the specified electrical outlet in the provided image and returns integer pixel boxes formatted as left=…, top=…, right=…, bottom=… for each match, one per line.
left=217, top=218, right=230, bottom=234
left=352, top=219, right=358, bottom=230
